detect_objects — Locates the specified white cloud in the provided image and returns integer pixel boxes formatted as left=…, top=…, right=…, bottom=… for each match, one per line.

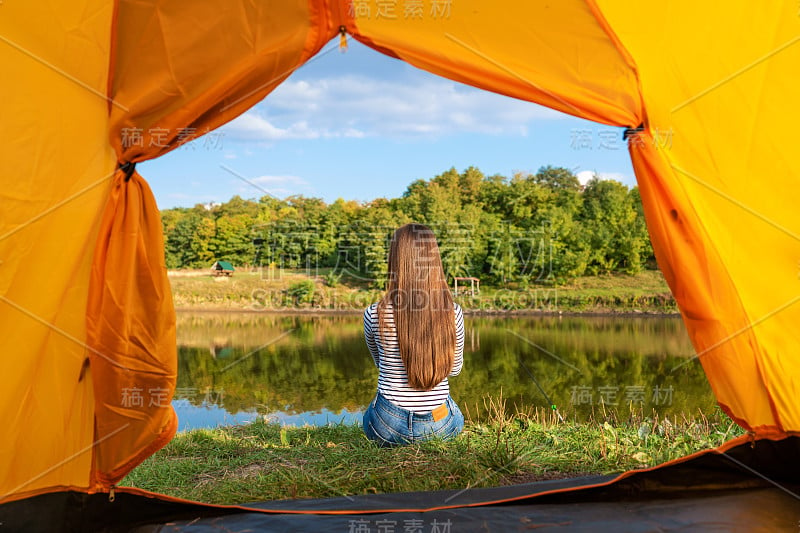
left=235, top=175, right=311, bottom=199
left=222, top=75, right=562, bottom=142
left=342, top=127, right=365, bottom=138
left=576, top=170, right=594, bottom=185
left=222, top=114, right=321, bottom=141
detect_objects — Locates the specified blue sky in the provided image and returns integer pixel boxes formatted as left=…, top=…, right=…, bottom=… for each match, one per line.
left=141, top=39, right=636, bottom=209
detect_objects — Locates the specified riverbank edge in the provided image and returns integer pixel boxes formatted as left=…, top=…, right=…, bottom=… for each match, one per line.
left=173, top=306, right=681, bottom=318
left=123, top=409, right=741, bottom=505
left=169, top=270, right=679, bottom=316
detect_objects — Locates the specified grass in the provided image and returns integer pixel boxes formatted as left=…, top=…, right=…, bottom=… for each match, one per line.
left=455, top=270, right=676, bottom=312
left=168, top=269, right=676, bottom=313
left=122, top=396, right=743, bottom=505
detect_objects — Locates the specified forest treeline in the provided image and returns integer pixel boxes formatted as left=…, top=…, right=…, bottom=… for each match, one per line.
left=161, top=166, right=654, bottom=286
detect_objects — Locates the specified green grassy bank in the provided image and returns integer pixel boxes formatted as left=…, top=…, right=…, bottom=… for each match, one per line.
left=123, top=401, right=742, bottom=505
left=169, top=269, right=677, bottom=314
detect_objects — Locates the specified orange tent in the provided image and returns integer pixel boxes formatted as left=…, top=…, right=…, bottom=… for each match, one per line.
left=1, top=0, right=798, bottom=527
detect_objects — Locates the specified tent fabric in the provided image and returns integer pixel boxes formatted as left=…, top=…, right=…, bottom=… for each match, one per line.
left=0, top=0, right=117, bottom=502
left=109, top=0, right=329, bottom=162
left=1, top=436, right=798, bottom=531
left=344, top=0, right=643, bottom=127
left=1, top=0, right=799, bottom=522
left=93, top=0, right=334, bottom=489
left=596, top=2, right=800, bottom=434
left=86, top=169, right=178, bottom=486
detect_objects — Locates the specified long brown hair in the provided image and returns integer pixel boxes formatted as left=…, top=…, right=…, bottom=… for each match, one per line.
left=378, top=224, right=455, bottom=391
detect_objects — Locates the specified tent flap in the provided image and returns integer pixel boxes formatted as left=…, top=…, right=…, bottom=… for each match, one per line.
left=86, top=169, right=178, bottom=487
left=598, top=0, right=800, bottom=433
left=344, top=0, right=643, bottom=127
left=109, top=0, right=332, bottom=161
left=0, top=0, right=116, bottom=503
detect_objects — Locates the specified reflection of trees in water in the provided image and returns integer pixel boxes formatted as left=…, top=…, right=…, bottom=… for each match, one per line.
left=465, top=325, right=480, bottom=352
left=176, top=314, right=713, bottom=421
left=176, top=312, right=363, bottom=349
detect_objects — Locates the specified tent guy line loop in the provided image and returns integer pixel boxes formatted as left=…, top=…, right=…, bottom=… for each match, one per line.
left=220, top=164, right=281, bottom=201
left=219, top=40, right=342, bottom=113
left=0, top=295, right=134, bottom=372
left=0, top=34, right=129, bottom=112
left=623, top=124, right=644, bottom=140
left=1, top=423, right=131, bottom=500
left=505, top=329, right=582, bottom=373
left=0, top=170, right=116, bottom=244
left=719, top=451, right=800, bottom=501
left=671, top=293, right=800, bottom=373
left=671, top=35, right=800, bottom=113
left=443, top=32, right=586, bottom=121
left=119, top=161, right=136, bottom=182
left=670, top=163, right=800, bottom=243
left=516, top=353, right=565, bottom=423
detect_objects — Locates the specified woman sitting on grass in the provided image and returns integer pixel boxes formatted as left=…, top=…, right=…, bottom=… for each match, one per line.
left=362, top=223, right=465, bottom=446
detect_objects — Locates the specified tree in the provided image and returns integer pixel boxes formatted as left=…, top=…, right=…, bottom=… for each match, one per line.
left=535, top=165, right=582, bottom=215
left=629, top=187, right=656, bottom=268
left=214, top=195, right=260, bottom=218
left=459, top=166, right=484, bottom=206
left=161, top=207, right=216, bottom=268
left=487, top=230, right=520, bottom=284
left=158, top=165, right=654, bottom=282
left=161, top=208, right=189, bottom=269
left=580, top=177, right=647, bottom=274
left=210, top=214, right=254, bottom=267
left=534, top=165, right=581, bottom=193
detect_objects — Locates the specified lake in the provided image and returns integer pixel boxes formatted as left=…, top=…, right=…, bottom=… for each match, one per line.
left=172, top=312, right=715, bottom=432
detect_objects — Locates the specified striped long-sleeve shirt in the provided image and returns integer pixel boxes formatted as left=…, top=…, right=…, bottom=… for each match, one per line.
left=363, top=302, right=464, bottom=412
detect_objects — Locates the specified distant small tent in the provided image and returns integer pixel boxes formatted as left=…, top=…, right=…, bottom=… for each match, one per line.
left=211, top=261, right=235, bottom=277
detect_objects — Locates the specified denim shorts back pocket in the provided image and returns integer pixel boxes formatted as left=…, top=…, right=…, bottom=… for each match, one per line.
left=363, top=393, right=464, bottom=445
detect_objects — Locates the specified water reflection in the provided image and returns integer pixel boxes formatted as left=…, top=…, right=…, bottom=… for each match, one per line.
left=173, top=399, right=258, bottom=432
left=174, top=312, right=712, bottom=431
left=172, top=400, right=361, bottom=432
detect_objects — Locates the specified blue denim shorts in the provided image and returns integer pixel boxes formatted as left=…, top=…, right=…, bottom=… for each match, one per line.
left=362, top=391, right=464, bottom=446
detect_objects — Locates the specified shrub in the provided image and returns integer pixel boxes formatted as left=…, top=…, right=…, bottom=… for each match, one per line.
left=287, top=280, right=315, bottom=304
left=323, top=271, right=342, bottom=288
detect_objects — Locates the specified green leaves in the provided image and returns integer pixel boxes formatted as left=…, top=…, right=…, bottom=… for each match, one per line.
left=287, top=280, right=316, bottom=305
left=160, top=166, right=654, bottom=283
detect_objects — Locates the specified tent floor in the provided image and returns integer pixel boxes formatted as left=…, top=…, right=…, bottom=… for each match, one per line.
left=3, top=436, right=798, bottom=532
left=136, top=486, right=797, bottom=532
